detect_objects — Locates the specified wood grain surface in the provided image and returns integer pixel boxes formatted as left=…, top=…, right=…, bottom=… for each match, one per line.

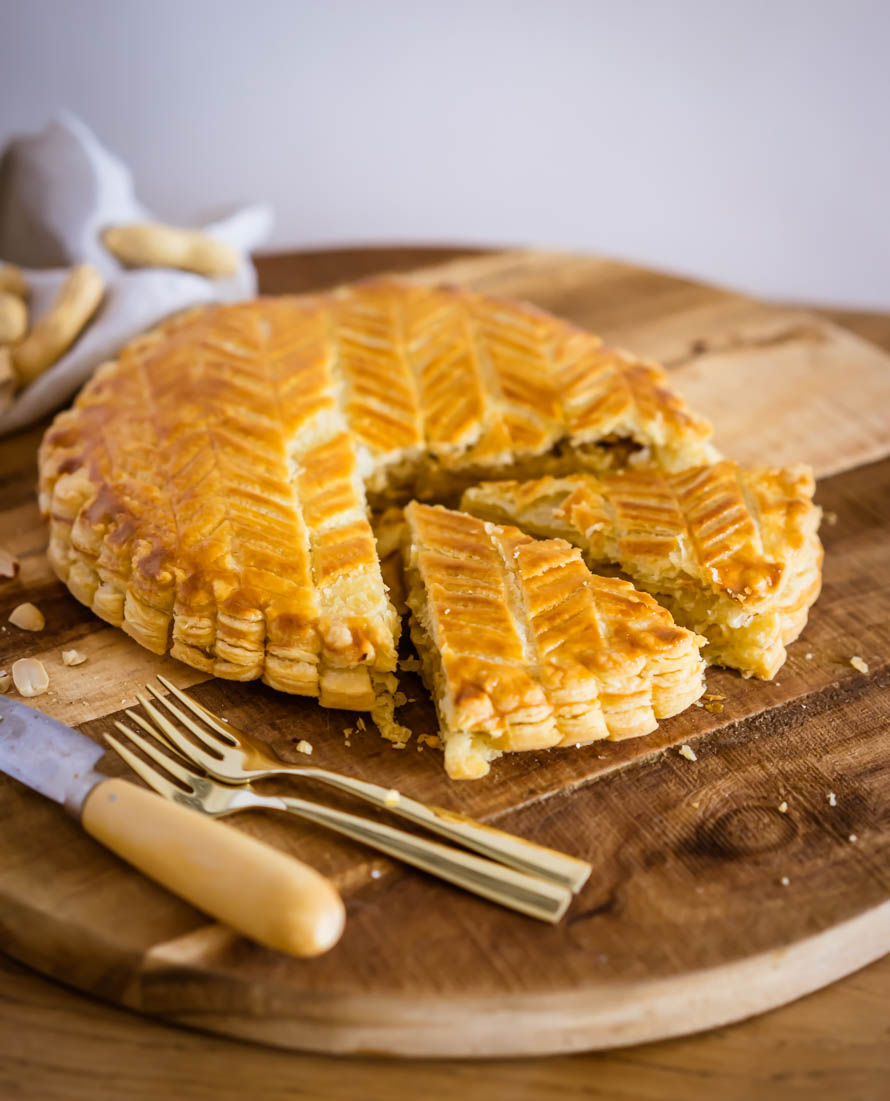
left=1, top=248, right=890, bottom=1076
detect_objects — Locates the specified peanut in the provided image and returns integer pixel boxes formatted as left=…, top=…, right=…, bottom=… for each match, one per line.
left=12, top=657, right=49, bottom=697
left=102, top=222, right=239, bottom=278
left=0, top=292, right=27, bottom=343
left=13, top=264, right=104, bottom=385
left=9, top=602, right=45, bottom=631
left=0, top=263, right=27, bottom=298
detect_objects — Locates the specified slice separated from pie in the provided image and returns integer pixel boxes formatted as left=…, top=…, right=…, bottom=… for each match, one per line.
left=402, top=502, right=706, bottom=779
left=461, top=462, right=823, bottom=680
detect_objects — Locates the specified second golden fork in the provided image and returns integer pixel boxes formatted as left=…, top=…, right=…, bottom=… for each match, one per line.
left=141, top=674, right=592, bottom=893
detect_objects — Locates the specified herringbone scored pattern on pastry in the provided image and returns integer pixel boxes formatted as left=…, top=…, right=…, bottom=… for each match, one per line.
left=402, top=502, right=706, bottom=779
left=333, top=281, right=717, bottom=498
left=38, top=281, right=715, bottom=705
left=461, top=462, right=823, bottom=679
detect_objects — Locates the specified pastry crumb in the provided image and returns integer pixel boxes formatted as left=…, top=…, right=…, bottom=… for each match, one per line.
left=702, top=692, right=725, bottom=702
left=690, top=801, right=699, bottom=809
left=780, top=876, right=790, bottom=887
left=355, top=717, right=366, bottom=732
left=392, top=691, right=408, bottom=707
left=61, top=649, right=87, bottom=666
left=295, top=739, right=313, bottom=755
left=849, top=656, right=869, bottom=674
left=417, top=733, right=442, bottom=749
left=824, top=510, right=838, bottom=525
left=370, top=869, right=382, bottom=879
left=678, top=744, right=697, bottom=762
left=778, top=801, right=788, bottom=814
left=703, top=700, right=724, bottom=714
left=848, top=833, right=858, bottom=842
left=827, top=792, right=837, bottom=807
left=398, top=656, right=422, bottom=673
left=805, top=652, right=814, bottom=660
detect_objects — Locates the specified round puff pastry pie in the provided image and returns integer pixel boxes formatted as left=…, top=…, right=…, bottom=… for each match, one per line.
left=38, top=280, right=717, bottom=715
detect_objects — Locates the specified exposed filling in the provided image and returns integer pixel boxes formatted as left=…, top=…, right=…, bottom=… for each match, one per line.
left=367, top=436, right=648, bottom=509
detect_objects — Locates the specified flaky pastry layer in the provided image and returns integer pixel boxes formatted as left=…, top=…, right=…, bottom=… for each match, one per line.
left=461, top=462, right=823, bottom=679
left=402, top=502, right=705, bottom=779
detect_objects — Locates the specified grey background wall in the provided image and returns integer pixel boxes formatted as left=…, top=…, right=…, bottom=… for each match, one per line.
left=1, top=0, right=888, bottom=307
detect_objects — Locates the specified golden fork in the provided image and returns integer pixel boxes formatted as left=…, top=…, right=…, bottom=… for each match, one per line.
left=137, top=675, right=592, bottom=893
left=106, top=721, right=573, bottom=924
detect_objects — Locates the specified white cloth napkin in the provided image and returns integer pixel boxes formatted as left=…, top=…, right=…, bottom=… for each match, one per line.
left=0, top=113, right=272, bottom=435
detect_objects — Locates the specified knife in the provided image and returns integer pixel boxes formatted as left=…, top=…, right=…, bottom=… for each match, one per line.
left=0, top=696, right=345, bottom=956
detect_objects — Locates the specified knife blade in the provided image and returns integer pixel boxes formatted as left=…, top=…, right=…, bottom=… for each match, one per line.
left=0, top=695, right=106, bottom=812
left=0, top=696, right=344, bottom=956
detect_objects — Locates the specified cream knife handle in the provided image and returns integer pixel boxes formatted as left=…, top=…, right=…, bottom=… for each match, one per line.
left=80, top=778, right=345, bottom=957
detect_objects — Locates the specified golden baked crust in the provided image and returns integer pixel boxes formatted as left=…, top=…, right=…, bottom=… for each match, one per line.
left=461, top=462, right=823, bottom=679
left=402, top=502, right=705, bottom=779
left=38, top=281, right=715, bottom=705
left=38, top=298, right=399, bottom=709
left=333, top=280, right=716, bottom=499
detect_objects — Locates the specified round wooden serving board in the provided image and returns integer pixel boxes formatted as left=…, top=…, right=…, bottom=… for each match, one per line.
left=1, top=249, right=889, bottom=1058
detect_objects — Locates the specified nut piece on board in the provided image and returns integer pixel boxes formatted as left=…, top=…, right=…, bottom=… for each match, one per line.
left=0, top=547, right=20, bottom=579
left=102, top=222, right=239, bottom=278
left=0, top=263, right=27, bottom=298
left=9, top=602, right=45, bottom=631
left=11, top=657, right=49, bottom=697
left=13, top=265, right=104, bottom=385
left=0, top=293, right=28, bottom=343
left=0, top=349, right=17, bottom=413
left=61, top=648, right=88, bottom=666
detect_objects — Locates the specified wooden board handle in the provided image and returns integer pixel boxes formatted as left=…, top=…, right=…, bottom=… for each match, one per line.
left=81, top=778, right=345, bottom=957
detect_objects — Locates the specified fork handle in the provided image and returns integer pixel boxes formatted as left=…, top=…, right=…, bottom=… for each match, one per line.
left=301, top=770, right=592, bottom=893
left=81, top=779, right=345, bottom=957
left=264, top=793, right=571, bottom=923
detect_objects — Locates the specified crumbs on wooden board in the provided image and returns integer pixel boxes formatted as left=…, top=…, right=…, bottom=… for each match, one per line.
left=849, top=656, right=869, bottom=674
left=678, top=744, right=697, bottom=762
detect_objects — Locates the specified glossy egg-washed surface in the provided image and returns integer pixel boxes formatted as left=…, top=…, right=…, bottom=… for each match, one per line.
left=402, top=502, right=705, bottom=778
left=37, top=280, right=716, bottom=707
left=461, top=462, right=823, bottom=679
